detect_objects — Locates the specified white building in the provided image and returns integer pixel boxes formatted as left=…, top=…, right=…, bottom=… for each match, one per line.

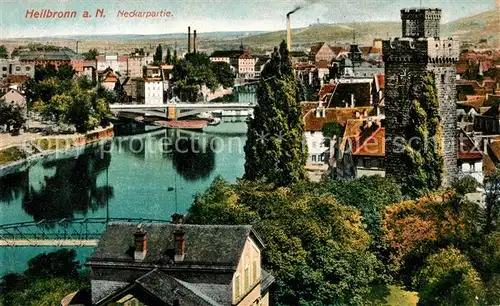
left=0, top=59, right=35, bottom=79
left=137, top=79, right=164, bottom=105
left=96, top=54, right=128, bottom=75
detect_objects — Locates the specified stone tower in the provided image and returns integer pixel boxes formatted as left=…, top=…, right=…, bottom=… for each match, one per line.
left=383, top=8, right=460, bottom=186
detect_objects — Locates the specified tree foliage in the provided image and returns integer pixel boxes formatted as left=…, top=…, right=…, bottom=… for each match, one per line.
left=0, top=249, right=88, bottom=306
left=399, top=73, right=444, bottom=198
left=416, top=247, right=484, bottom=306
left=381, top=191, right=481, bottom=288
left=26, top=64, right=110, bottom=132
left=244, top=41, right=307, bottom=186
left=0, top=100, right=26, bottom=133
left=165, top=48, right=172, bottom=64
left=0, top=45, right=8, bottom=59
left=211, top=61, right=235, bottom=88
left=172, top=52, right=219, bottom=101
left=153, top=44, right=163, bottom=65
left=484, top=169, right=500, bottom=234
left=188, top=178, right=382, bottom=305
left=82, top=48, right=99, bottom=61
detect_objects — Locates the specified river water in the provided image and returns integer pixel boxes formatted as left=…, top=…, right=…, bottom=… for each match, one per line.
left=0, top=118, right=247, bottom=275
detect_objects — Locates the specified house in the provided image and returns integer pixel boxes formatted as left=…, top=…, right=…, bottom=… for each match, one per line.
left=18, top=49, right=84, bottom=71
left=102, top=71, right=119, bottom=91
left=302, top=102, right=375, bottom=165
left=254, top=56, right=270, bottom=78
left=0, top=88, right=26, bottom=109
left=331, top=118, right=385, bottom=179
left=330, top=44, right=384, bottom=79
left=137, top=78, right=164, bottom=105
left=64, top=215, right=274, bottom=306
left=0, top=59, right=34, bottom=79
left=96, top=54, right=129, bottom=76
left=457, top=129, right=484, bottom=184
left=238, top=52, right=257, bottom=79
left=81, top=60, right=97, bottom=83
left=309, top=43, right=336, bottom=63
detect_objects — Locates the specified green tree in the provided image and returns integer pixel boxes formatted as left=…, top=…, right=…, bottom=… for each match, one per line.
left=0, top=45, right=8, bottom=59
left=417, top=247, right=484, bottom=306
left=82, top=48, right=99, bottom=61
left=399, top=73, right=443, bottom=198
left=484, top=169, right=500, bottom=234
left=165, top=48, right=172, bottom=64
left=0, top=100, right=26, bottom=132
left=452, top=176, right=479, bottom=195
left=0, top=249, right=88, bottom=306
left=244, top=41, right=307, bottom=186
left=153, top=44, right=163, bottom=65
left=211, top=61, right=235, bottom=88
left=173, top=49, right=178, bottom=63
left=172, top=52, right=218, bottom=101
left=188, top=178, right=382, bottom=305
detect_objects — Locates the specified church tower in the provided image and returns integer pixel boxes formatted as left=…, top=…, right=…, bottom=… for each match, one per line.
left=383, top=8, right=460, bottom=186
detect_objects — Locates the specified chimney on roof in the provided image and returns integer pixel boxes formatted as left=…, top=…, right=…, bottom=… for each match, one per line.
left=351, top=94, right=355, bottom=108
left=134, top=225, right=147, bottom=261
left=171, top=213, right=185, bottom=224
left=193, top=30, right=197, bottom=53
left=174, top=228, right=186, bottom=262
left=188, top=26, right=191, bottom=53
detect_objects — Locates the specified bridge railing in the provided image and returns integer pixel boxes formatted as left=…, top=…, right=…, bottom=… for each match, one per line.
left=0, top=218, right=171, bottom=243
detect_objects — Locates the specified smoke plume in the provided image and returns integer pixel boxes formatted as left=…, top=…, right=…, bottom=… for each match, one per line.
left=287, top=0, right=320, bottom=16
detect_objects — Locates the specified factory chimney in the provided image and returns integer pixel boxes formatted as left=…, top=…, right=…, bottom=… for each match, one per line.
left=188, top=26, right=191, bottom=53
left=286, top=14, right=292, bottom=51
left=193, top=30, right=197, bottom=53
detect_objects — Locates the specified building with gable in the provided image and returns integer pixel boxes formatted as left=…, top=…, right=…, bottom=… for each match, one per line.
left=63, top=215, right=274, bottom=306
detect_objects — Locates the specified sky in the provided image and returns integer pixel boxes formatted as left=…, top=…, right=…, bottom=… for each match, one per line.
left=0, top=0, right=496, bottom=38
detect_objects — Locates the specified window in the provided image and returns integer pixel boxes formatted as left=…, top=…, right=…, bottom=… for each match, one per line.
left=234, top=274, right=240, bottom=299
left=470, top=163, right=475, bottom=171
left=1, top=67, right=6, bottom=71
left=312, top=155, right=317, bottom=162
left=245, top=267, right=249, bottom=290
left=441, top=74, right=445, bottom=83
left=15, top=66, right=21, bottom=71
left=252, top=260, right=258, bottom=283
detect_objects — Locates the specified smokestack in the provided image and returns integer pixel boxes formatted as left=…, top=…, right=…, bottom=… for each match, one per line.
left=174, top=229, right=186, bottom=262
left=193, top=30, right=197, bottom=53
left=188, top=26, right=191, bottom=53
left=287, top=14, right=292, bottom=51
left=134, top=225, right=147, bottom=261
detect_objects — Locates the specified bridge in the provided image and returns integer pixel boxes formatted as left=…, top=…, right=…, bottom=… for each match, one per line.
left=0, top=218, right=170, bottom=247
left=110, top=102, right=255, bottom=119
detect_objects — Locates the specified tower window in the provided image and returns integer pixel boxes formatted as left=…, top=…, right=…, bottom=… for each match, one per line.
left=441, top=74, right=445, bottom=83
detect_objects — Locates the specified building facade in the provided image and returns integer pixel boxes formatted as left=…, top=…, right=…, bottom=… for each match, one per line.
left=75, top=216, right=274, bottom=306
left=0, top=59, right=35, bottom=79
left=383, top=8, right=459, bottom=186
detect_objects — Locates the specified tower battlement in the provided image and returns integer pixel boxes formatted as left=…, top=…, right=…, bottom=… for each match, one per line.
left=382, top=37, right=460, bottom=63
left=401, top=8, right=441, bottom=38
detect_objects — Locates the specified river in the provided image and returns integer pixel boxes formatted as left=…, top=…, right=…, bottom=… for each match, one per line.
left=0, top=118, right=247, bottom=275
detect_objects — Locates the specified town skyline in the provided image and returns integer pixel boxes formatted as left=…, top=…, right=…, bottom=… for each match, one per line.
left=0, top=0, right=495, bottom=39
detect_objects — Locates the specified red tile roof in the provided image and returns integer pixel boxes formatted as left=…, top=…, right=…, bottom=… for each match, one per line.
left=457, top=131, right=483, bottom=160
left=103, top=71, right=118, bottom=83
left=376, top=73, right=384, bottom=90
left=6, top=75, right=29, bottom=84
left=317, top=60, right=329, bottom=69
left=303, top=107, right=374, bottom=132
left=300, top=101, right=320, bottom=116
left=318, top=83, right=335, bottom=100
left=350, top=125, right=385, bottom=157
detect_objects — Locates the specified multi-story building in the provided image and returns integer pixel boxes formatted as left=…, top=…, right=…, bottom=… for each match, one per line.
left=0, top=59, right=35, bottom=79
left=70, top=215, right=274, bottom=306
left=137, top=78, right=164, bottom=105
left=96, top=54, right=129, bottom=76
left=383, top=8, right=460, bottom=186
left=238, top=51, right=257, bottom=79
left=18, top=49, right=84, bottom=72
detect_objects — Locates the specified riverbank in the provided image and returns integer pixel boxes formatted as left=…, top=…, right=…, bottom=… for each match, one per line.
left=0, top=125, right=114, bottom=176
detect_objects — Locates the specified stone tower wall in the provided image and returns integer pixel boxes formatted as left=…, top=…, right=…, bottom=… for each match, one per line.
left=383, top=36, right=459, bottom=186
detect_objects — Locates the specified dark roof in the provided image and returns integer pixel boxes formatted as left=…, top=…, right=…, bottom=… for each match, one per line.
left=210, top=50, right=245, bottom=58
left=89, top=222, right=263, bottom=269
left=18, top=49, right=84, bottom=61
left=261, top=269, right=275, bottom=293
left=136, top=269, right=220, bottom=305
